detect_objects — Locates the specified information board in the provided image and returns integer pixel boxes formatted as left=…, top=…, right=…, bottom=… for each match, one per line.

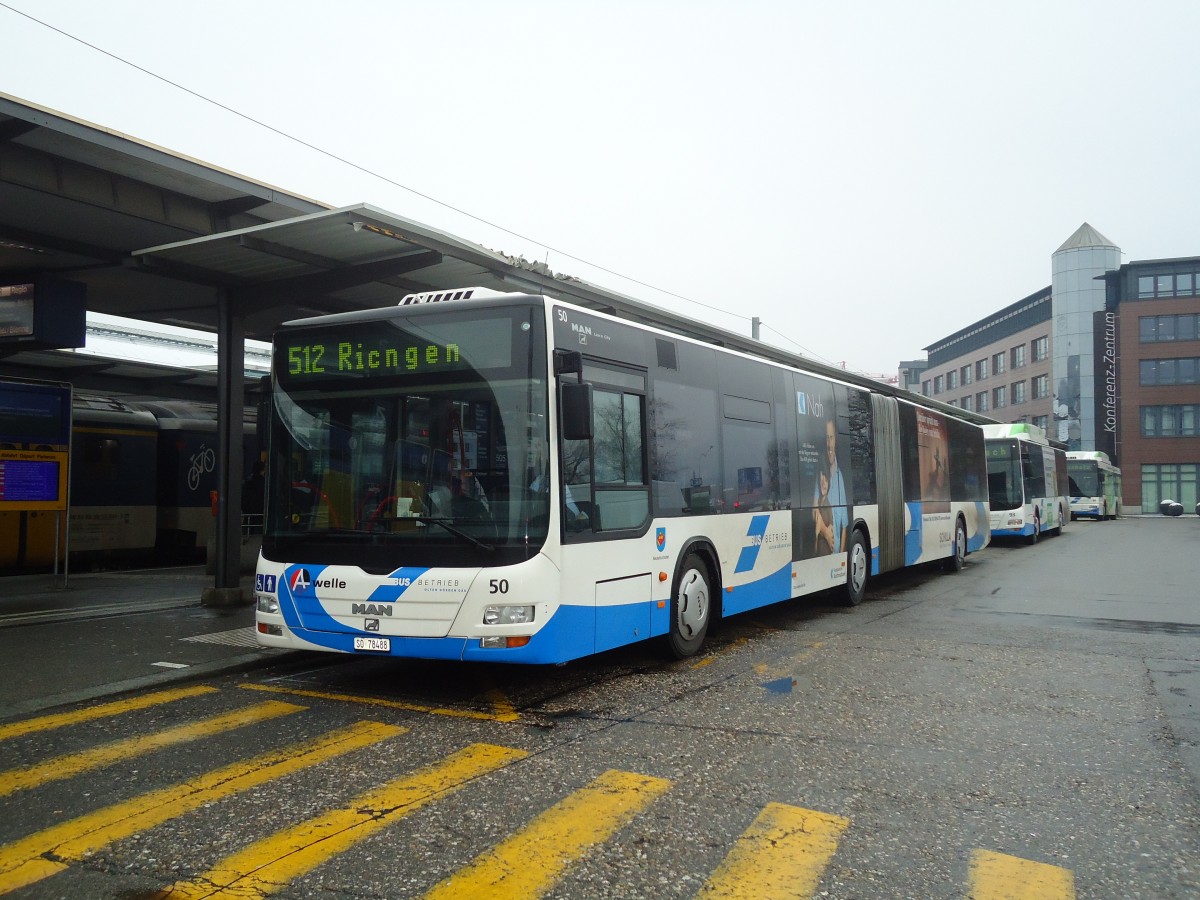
left=0, top=449, right=68, bottom=510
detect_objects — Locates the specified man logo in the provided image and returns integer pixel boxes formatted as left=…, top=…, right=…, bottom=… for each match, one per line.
left=656, top=528, right=666, bottom=551
left=289, top=568, right=311, bottom=593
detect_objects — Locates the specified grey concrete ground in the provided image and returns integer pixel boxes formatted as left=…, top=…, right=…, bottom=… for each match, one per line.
left=0, top=516, right=1197, bottom=898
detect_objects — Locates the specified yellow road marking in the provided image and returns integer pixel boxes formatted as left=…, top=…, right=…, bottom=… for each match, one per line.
left=699, top=802, right=849, bottom=899
left=159, top=742, right=527, bottom=898
left=0, top=720, right=403, bottom=896
left=240, top=682, right=520, bottom=723
left=0, top=700, right=305, bottom=798
left=969, top=849, right=1076, bottom=899
left=423, top=769, right=671, bottom=899
left=0, top=685, right=218, bottom=742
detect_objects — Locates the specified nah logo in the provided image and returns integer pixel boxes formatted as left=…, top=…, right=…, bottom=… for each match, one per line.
left=656, top=528, right=666, bottom=551
left=289, top=569, right=311, bottom=592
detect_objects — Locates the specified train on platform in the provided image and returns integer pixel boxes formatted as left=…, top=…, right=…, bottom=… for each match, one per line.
left=0, top=394, right=260, bottom=572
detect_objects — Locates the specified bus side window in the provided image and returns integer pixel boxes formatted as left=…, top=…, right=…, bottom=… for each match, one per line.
left=592, top=389, right=649, bottom=530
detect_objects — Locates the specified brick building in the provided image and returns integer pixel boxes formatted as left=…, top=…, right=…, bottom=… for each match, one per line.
left=906, top=224, right=1200, bottom=514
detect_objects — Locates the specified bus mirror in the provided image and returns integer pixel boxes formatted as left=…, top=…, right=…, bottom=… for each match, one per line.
left=561, top=382, right=593, bottom=440
left=554, top=350, right=584, bottom=376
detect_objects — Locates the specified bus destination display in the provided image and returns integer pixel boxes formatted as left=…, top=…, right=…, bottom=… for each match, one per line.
left=280, top=319, right=512, bottom=383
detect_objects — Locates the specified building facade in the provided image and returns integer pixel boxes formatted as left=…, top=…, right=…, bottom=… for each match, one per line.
left=909, top=224, right=1200, bottom=514
left=919, top=287, right=1055, bottom=429
left=1106, top=258, right=1200, bottom=513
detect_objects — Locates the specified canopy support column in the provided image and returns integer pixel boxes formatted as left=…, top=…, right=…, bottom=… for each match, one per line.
left=202, top=289, right=249, bottom=607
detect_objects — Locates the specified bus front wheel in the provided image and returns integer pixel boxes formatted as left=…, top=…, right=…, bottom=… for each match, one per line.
left=843, top=529, right=869, bottom=606
left=668, top=553, right=712, bottom=659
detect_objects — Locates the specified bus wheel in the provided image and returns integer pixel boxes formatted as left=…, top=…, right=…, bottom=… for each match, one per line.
left=945, top=516, right=967, bottom=572
left=843, top=529, right=869, bottom=606
left=668, top=553, right=711, bottom=659
left=1055, top=504, right=1065, bottom=535
left=1025, top=513, right=1040, bottom=545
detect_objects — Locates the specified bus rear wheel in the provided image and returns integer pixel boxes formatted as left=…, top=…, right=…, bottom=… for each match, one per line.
left=843, top=529, right=869, bottom=606
left=945, top=516, right=967, bottom=572
left=668, top=553, right=711, bottom=659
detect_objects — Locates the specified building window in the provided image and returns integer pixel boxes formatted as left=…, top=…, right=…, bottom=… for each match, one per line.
left=1032, top=374, right=1049, bottom=399
left=962, top=395, right=973, bottom=411
left=1031, top=336, right=1049, bottom=362
left=1138, top=272, right=1200, bottom=299
left=1141, top=463, right=1199, bottom=511
left=947, top=370, right=958, bottom=390
left=992, top=352, right=1006, bottom=376
left=1012, top=381, right=1027, bottom=405
left=933, top=375, right=944, bottom=395
left=947, top=399, right=959, bottom=407
left=977, top=358, right=989, bottom=381
left=1140, top=358, right=1200, bottom=386
left=961, top=364, right=973, bottom=386
left=1032, top=415, right=1049, bottom=431
left=1011, top=344, right=1026, bottom=369
left=922, top=380, right=932, bottom=397
left=1140, top=314, right=1200, bottom=343
left=1141, top=405, right=1200, bottom=437
left=993, top=385, right=1007, bottom=408
left=977, top=391, right=989, bottom=412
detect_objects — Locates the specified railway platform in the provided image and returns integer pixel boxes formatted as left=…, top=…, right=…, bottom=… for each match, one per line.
left=0, top=566, right=299, bottom=719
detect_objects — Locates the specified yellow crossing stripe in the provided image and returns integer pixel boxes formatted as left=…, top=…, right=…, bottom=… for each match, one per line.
left=0, top=720, right=404, bottom=896
left=969, top=849, right=1076, bottom=899
left=700, top=802, right=850, bottom=898
left=158, top=742, right=528, bottom=898
left=424, top=769, right=671, bottom=899
left=240, top=682, right=520, bottom=722
left=0, top=700, right=305, bottom=798
left=0, top=685, right=218, bottom=742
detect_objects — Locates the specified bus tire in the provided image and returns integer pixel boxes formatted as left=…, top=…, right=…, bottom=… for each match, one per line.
left=843, top=529, right=869, bottom=606
left=1055, top=504, right=1065, bottom=535
left=1025, top=510, right=1040, bottom=545
left=667, top=553, right=712, bottom=659
left=945, top=516, right=967, bottom=572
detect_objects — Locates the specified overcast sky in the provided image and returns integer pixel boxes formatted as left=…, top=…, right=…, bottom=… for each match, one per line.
left=3, top=1, right=1198, bottom=376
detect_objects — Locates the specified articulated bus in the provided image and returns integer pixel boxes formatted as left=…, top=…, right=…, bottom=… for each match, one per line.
left=254, top=288, right=990, bottom=664
left=983, top=423, right=1068, bottom=544
left=1066, top=451, right=1122, bottom=520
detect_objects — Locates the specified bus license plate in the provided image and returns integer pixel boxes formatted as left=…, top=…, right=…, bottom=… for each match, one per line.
left=353, top=636, right=390, bottom=652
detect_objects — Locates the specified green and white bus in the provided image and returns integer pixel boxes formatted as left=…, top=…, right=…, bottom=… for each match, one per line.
left=1066, top=451, right=1122, bottom=520
left=984, top=423, right=1068, bottom=544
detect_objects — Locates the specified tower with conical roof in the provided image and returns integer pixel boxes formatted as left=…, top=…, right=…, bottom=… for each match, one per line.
left=1050, top=223, right=1121, bottom=450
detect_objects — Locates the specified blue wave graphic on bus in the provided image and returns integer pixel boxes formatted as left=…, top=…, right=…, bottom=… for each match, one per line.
left=735, top=515, right=771, bottom=573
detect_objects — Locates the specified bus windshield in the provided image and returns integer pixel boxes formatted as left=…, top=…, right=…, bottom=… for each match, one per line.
left=986, top=440, right=1024, bottom=510
left=262, top=304, right=549, bottom=571
left=1067, top=461, right=1099, bottom=496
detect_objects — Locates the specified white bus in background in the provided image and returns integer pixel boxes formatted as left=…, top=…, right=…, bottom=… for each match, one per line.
left=983, top=423, right=1069, bottom=544
left=253, top=287, right=992, bottom=664
left=1066, top=451, right=1122, bottom=520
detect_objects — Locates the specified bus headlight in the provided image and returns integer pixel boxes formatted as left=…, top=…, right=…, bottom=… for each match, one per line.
left=256, top=594, right=279, bottom=614
left=483, top=605, right=534, bottom=625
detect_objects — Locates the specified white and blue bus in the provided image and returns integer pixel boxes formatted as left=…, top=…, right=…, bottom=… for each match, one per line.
left=1066, top=451, right=1122, bottom=520
left=984, top=423, right=1069, bottom=544
left=254, top=289, right=991, bottom=663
